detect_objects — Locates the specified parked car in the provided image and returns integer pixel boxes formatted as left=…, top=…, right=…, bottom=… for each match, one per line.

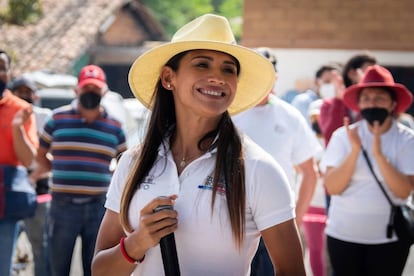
left=35, top=88, right=75, bottom=109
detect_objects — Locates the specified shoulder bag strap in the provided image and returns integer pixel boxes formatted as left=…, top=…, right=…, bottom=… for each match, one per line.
left=361, top=147, right=395, bottom=207
left=361, top=147, right=396, bottom=238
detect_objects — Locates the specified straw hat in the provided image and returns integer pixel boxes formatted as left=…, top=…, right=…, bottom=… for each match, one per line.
left=128, top=13, right=275, bottom=115
left=342, top=65, right=413, bottom=113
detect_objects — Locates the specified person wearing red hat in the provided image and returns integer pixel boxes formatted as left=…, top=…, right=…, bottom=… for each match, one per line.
left=320, top=65, right=414, bottom=275
left=33, top=64, right=127, bottom=276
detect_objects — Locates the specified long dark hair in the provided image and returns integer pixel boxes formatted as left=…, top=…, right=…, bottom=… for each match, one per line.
left=120, top=51, right=246, bottom=248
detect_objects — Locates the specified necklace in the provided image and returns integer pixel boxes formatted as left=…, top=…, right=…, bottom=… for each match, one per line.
left=179, top=157, right=187, bottom=169
left=174, top=152, right=200, bottom=170
left=178, top=153, right=199, bottom=169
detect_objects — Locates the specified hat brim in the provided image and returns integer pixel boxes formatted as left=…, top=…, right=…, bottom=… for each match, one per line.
left=128, top=41, right=275, bottom=115
left=343, top=82, right=413, bottom=113
left=78, top=79, right=106, bottom=90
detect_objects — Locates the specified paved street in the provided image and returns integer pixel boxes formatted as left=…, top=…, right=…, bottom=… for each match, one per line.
left=13, top=232, right=414, bottom=275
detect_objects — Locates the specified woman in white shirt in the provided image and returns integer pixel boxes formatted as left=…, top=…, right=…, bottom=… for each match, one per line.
left=92, top=14, right=306, bottom=276
left=320, top=65, right=414, bottom=276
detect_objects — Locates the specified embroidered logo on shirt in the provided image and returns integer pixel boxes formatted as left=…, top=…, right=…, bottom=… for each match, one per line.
left=198, top=175, right=226, bottom=194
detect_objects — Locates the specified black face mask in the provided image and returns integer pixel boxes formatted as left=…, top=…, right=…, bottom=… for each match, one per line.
left=311, top=121, right=322, bottom=135
left=0, top=80, right=6, bottom=97
left=79, top=92, right=101, bottom=109
left=360, top=107, right=390, bottom=126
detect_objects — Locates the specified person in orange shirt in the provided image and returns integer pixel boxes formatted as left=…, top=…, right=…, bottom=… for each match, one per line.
left=0, top=50, right=38, bottom=276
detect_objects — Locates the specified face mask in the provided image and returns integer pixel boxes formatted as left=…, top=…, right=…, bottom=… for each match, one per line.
left=0, top=80, right=6, bottom=97
left=319, top=83, right=336, bottom=99
left=311, top=121, right=322, bottom=135
left=360, top=107, right=389, bottom=126
left=79, top=91, right=101, bottom=109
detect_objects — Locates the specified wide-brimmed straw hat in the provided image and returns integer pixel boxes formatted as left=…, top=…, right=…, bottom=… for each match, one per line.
left=342, top=65, right=413, bottom=113
left=128, top=13, right=275, bottom=115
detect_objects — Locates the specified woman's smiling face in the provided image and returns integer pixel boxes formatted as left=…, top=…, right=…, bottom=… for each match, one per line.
left=166, top=49, right=239, bottom=118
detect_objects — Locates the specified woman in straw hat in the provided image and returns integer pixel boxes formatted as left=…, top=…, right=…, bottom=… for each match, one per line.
left=320, top=65, right=414, bottom=275
left=92, top=14, right=306, bottom=275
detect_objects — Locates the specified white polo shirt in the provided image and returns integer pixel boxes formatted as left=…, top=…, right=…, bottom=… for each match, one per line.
left=233, top=95, right=322, bottom=188
left=106, top=136, right=295, bottom=275
left=320, top=120, right=414, bottom=244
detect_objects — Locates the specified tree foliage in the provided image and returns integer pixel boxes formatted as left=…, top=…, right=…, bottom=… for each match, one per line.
left=141, top=0, right=243, bottom=40
left=0, top=0, right=42, bottom=25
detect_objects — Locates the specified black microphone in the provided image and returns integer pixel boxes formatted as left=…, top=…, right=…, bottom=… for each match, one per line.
left=154, top=205, right=181, bottom=276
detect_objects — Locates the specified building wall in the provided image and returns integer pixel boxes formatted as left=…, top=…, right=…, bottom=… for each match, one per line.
left=241, top=0, right=414, bottom=116
left=242, top=0, right=414, bottom=50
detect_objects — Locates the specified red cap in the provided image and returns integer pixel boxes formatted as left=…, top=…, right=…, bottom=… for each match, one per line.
left=77, top=65, right=107, bottom=89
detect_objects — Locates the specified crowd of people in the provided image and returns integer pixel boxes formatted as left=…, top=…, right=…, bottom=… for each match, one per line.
left=1, top=12, right=414, bottom=276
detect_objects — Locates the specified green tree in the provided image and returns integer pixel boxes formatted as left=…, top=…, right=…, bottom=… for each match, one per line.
left=1, top=0, right=42, bottom=25
left=141, top=0, right=243, bottom=40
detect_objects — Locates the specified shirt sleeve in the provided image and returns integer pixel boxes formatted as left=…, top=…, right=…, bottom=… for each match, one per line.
left=105, top=148, right=136, bottom=212
left=25, top=112, right=39, bottom=149
left=244, top=140, right=296, bottom=231
left=395, top=128, right=414, bottom=175
left=319, top=126, right=350, bottom=173
left=116, top=128, right=127, bottom=155
left=39, top=116, right=55, bottom=149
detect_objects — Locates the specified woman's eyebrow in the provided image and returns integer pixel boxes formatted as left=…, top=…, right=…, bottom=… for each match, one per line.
left=191, top=55, right=237, bottom=66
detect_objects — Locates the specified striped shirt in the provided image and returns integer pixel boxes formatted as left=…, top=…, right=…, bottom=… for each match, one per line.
left=39, top=104, right=127, bottom=196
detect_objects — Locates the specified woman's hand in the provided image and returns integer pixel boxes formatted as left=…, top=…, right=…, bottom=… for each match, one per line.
left=92, top=195, right=179, bottom=276
left=344, top=117, right=361, bottom=152
left=128, top=195, right=179, bottom=254
left=371, top=121, right=383, bottom=158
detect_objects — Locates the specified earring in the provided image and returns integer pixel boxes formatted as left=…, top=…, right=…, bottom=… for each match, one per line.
left=167, top=83, right=171, bottom=89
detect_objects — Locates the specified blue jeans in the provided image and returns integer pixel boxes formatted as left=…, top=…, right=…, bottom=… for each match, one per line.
left=24, top=198, right=51, bottom=276
left=250, top=237, right=274, bottom=276
left=0, top=218, right=19, bottom=276
left=47, top=194, right=106, bottom=276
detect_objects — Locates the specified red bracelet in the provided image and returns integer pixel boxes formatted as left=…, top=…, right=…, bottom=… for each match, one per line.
left=120, top=236, right=145, bottom=264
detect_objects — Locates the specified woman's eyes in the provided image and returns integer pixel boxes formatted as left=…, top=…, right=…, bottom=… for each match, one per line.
left=194, top=62, right=236, bottom=74
left=195, top=62, right=209, bottom=68
left=223, top=66, right=237, bottom=74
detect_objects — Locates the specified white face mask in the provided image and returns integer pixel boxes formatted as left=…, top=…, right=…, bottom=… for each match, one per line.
left=319, top=83, right=336, bottom=99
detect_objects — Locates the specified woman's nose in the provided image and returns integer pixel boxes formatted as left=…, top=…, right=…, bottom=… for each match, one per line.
left=207, top=71, right=225, bottom=85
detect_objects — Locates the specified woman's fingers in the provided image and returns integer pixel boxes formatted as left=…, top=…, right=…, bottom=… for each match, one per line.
left=135, top=195, right=179, bottom=247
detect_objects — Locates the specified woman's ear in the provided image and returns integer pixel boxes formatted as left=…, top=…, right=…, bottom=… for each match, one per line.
left=160, top=66, right=174, bottom=90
